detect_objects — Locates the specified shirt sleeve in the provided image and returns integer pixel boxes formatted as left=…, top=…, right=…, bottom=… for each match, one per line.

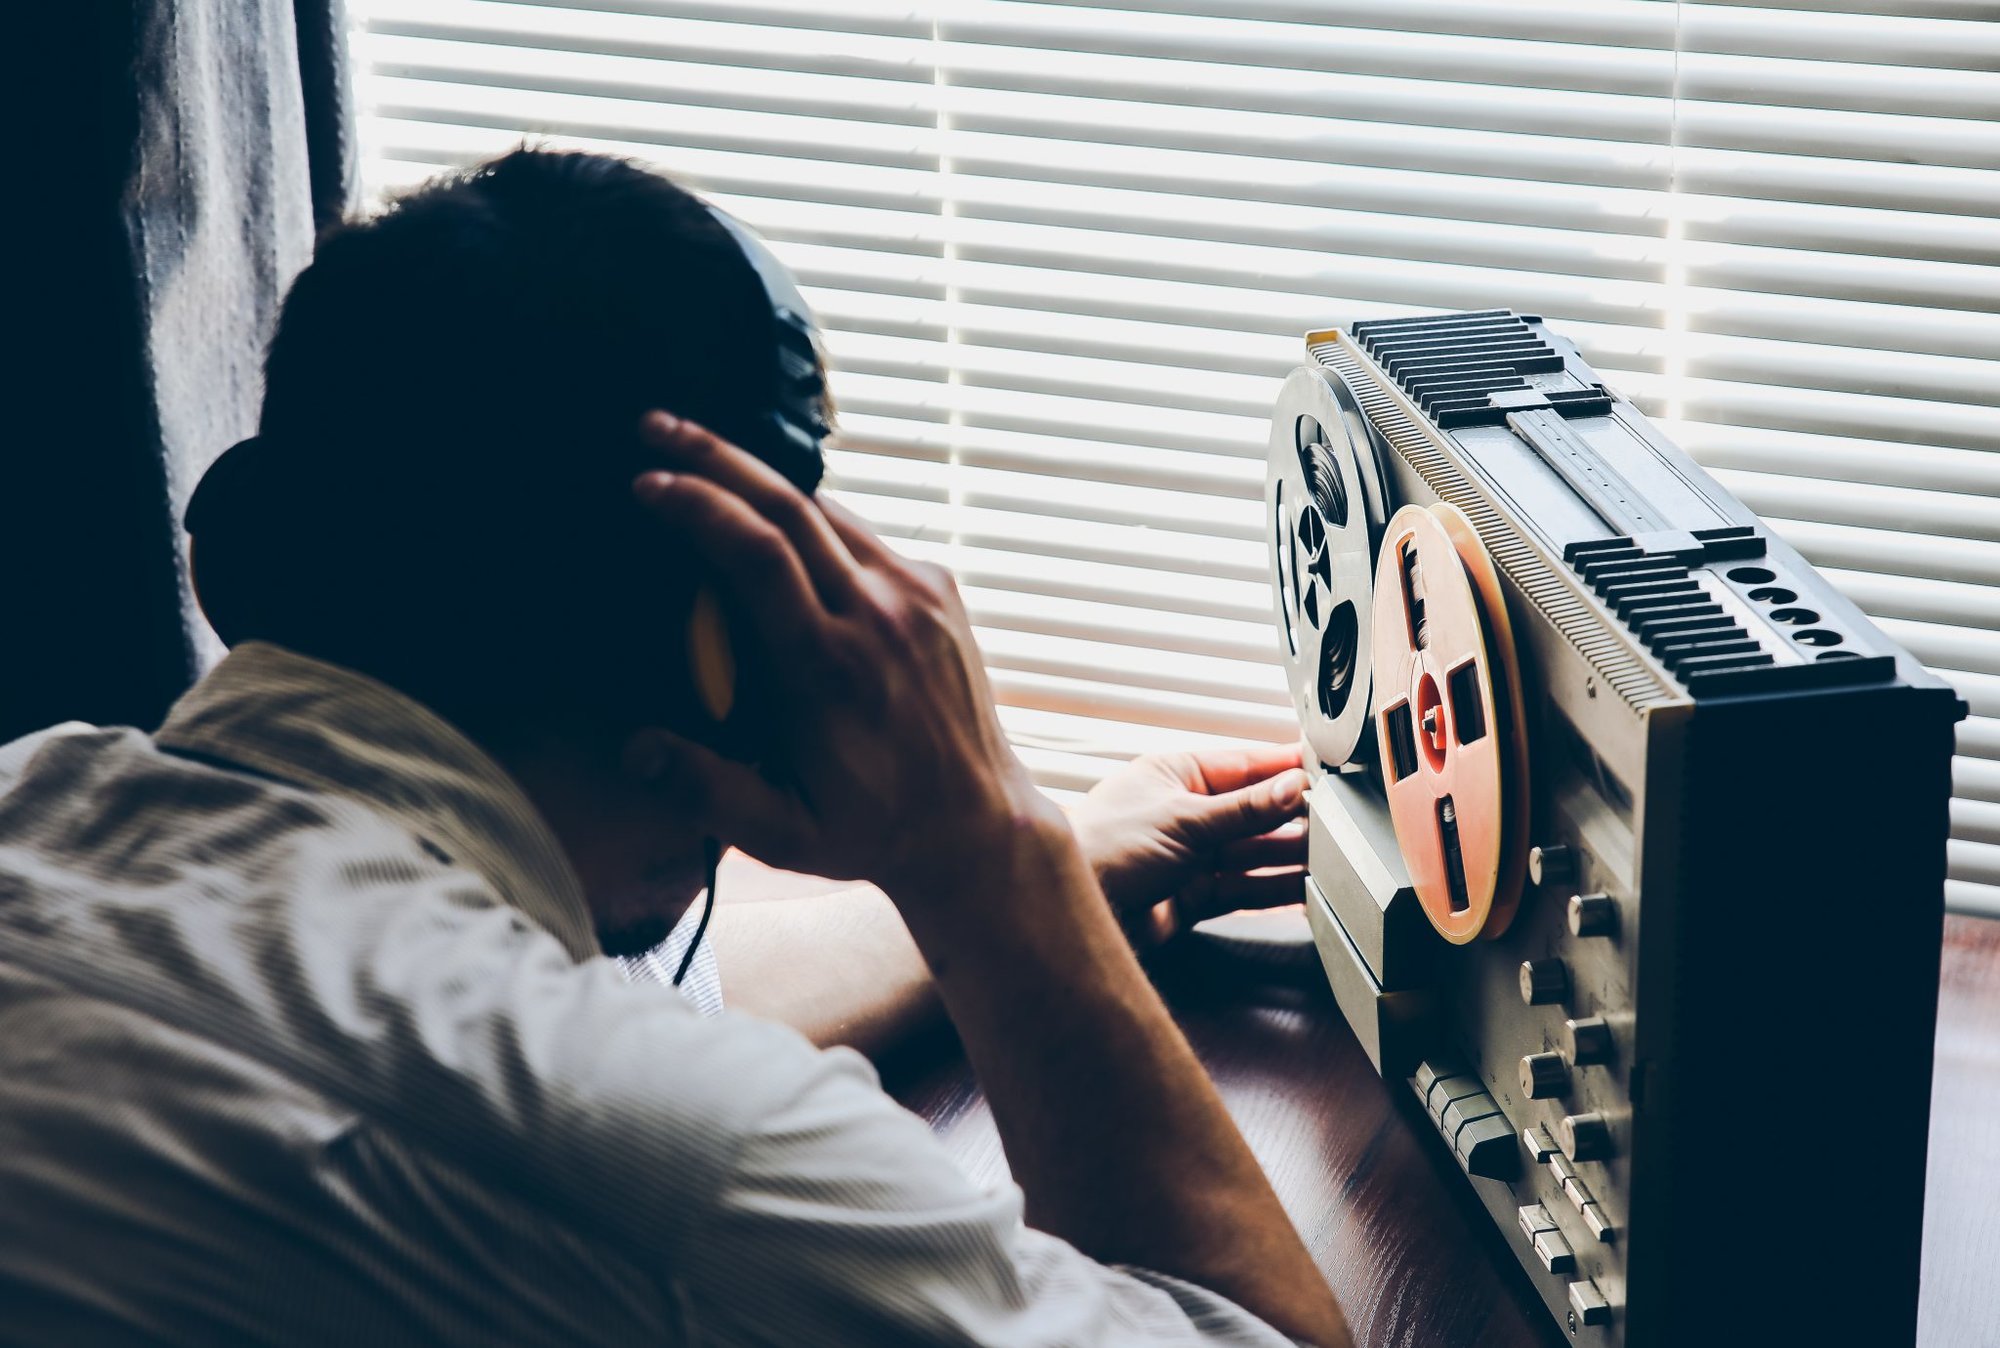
left=677, top=1030, right=1301, bottom=1348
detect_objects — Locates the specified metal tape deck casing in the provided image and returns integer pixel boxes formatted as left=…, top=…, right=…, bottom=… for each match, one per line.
left=1266, top=311, right=1962, bottom=1347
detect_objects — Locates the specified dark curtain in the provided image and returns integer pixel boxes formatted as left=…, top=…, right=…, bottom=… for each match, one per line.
left=7, top=1, right=351, bottom=742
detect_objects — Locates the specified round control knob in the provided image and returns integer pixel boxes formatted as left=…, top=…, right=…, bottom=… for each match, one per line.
left=1528, top=844, right=1576, bottom=888
left=1567, top=892, right=1618, bottom=938
left=1558, top=1111, right=1613, bottom=1162
left=1519, top=959, right=1570, bottom=1007
left=1564, top=1016, right=1614, bottom=1066
left=1519, top=1051, right=1569, bottom=1100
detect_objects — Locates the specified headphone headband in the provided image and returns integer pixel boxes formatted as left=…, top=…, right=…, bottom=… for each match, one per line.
left=187, top=200, right=829, bottom=537
left=701, top=202, right=829, bottom=496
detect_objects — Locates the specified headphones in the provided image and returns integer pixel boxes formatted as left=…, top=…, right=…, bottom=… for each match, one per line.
left=186, top=201, right=828, bottom=986
left=658, top=203, right=831, bottom=982
left=682, top=204, right=830, bottom=731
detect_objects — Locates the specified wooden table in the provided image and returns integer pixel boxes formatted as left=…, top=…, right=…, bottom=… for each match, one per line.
left=889, top=914, right=2000, bottom=1347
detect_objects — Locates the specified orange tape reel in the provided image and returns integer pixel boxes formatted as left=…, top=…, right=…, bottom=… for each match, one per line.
left=1370, top=503, right=1530, bottom=944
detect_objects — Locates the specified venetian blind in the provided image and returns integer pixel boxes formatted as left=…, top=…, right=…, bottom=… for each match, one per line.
left=345, top=0, right=2000, bottom=916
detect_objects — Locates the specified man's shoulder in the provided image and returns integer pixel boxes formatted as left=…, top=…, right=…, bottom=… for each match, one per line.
left=0, top=725, right=833, bottom=1241
left=0, top=721, right=137, bottom=796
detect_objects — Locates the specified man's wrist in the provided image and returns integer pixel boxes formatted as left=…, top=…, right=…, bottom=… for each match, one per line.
left=881, top=791, right=1074, bottom=902
left=879, top=794, right=1106, bottom=945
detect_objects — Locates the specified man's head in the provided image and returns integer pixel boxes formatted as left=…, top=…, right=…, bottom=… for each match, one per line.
left=191, top=148, right=827, bottom=735
left=187, top=148, right=831, bottom=948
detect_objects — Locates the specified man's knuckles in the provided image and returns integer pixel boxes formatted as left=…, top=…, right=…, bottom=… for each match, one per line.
left=759, top=482, right=821, bottom=539
left=904, top=559, right=959, bottom=602
left=728, top=512, right=790, bottom=565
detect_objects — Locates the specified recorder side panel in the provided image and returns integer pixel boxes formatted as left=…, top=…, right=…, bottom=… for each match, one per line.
left=1624, top=687, right=1954, bottom=1348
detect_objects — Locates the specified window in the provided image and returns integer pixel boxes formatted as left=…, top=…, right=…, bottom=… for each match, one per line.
left=347, top=0, right=2000, bottom=915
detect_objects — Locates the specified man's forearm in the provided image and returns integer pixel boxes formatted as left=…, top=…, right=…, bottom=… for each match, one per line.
left=889, top=812, right=1352, bottom=1348
left=710, top=886, right=941, bottom=1058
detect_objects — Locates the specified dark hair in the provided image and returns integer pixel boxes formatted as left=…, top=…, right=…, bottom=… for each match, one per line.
left=190, top=149, right=821, bottom=739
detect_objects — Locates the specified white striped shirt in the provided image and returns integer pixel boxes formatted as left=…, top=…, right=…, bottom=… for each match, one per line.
left=620, top=905, right=724, bottom=1019
left=0, top=643, right=1295, bottom=1346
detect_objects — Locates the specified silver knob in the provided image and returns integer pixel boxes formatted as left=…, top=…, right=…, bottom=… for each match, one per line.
left=1528, top=844, right=1576, bottom=888
left=1519, top=1051, right=1569, bottom=1099
left=1565, top=1016, right=1614, bottom=1066
left=1558, top=1111, right=1613, bottom=1162
left=1567, top=892, right=1617, bottom=938
left=1519, top=959, right=1570, bottom=1006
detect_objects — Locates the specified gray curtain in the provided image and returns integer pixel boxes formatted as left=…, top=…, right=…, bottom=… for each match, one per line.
left=7, top=1, right=351, bottom=741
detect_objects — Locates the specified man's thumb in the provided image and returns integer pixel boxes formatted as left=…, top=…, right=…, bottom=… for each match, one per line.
left=1182, top=768, right=1309, bottom=846
left=622, top=728, right=812, bottom=863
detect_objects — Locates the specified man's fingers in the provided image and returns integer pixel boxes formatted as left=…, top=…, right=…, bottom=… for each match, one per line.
left=1179, top=868, right=1309, bottom=926
left=623, top=728, right=817, bottom=867
left=639, top=412, right=860, bottom=604
left=1179, top=768, right=1309, bottom=847
left=633, top=471, right=828, bottom=668
left=1215, top=821, right=1307, bottom=872
left=816, top=493, right=901, bottom=569
left=1185, top=742, right=1306, bottom=796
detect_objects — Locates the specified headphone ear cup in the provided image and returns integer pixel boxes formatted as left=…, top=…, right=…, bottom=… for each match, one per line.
left=687, top=584, right=737, bottom=724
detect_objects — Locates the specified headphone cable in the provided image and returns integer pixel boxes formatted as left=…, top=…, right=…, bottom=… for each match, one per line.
left=672, top=836, right=722, bottom=987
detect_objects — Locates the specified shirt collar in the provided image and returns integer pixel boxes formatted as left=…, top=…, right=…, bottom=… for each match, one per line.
left=155, top=641, right=599, bottom=962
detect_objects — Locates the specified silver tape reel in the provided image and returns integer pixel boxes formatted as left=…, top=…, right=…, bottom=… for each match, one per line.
left=1267, top=365, right=1394, bottom=770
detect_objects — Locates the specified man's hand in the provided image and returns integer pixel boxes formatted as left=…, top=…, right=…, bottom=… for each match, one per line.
left=623, top=411, right=1061, bottom=902
left=715, top=744, right=1309, bottom=1053
left=1071, top=745, right=1309, bottom=948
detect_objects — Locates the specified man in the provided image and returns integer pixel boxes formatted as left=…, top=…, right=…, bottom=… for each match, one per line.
left=0, top=149, right=1352, bottom=1347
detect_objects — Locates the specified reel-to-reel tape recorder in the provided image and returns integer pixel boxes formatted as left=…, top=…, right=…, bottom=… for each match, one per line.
left=1265, top=311, right=1964, bottom=1346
